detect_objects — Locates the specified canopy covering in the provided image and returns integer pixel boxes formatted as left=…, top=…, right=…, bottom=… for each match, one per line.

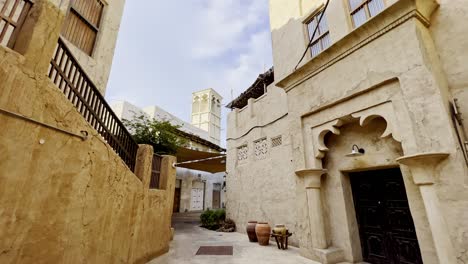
left=174, top=147, right=226, bottom=173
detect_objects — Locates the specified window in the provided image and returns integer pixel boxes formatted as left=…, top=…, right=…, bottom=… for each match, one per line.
left=237, top=145, right=248, bottom=162
left=348, top=0, right=385, bottom=28
left=271, top=136, right=282, bottom=148
left=306, top=10, right=330, bottom=57
left=61, top=0, right=104, bottom=55
left=0, top=0, right=33, bottom=50
left=254, top=138, right=268, bottom=160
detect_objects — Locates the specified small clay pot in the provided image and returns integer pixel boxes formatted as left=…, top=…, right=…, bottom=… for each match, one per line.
left=273, top=224, right=287, bottom=235
left=246, top=221, right=258, bottom=242
left=255, top=222, right=271, bottom=246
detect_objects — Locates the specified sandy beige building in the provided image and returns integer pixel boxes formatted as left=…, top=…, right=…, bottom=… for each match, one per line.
left=0, top=0, right=124, bottom=94
left=0, top=0, right=177, bottom=263
left=226, top=0, right=468, bottom=263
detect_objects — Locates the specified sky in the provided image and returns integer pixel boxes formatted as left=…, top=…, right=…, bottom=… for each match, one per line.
left=106, top=0, right=273, bottom=147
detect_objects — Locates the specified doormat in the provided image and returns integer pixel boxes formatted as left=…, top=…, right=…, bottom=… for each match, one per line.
left=195, top=246, right=233, bottom=256
left=184, top=221, right=200, bottom=224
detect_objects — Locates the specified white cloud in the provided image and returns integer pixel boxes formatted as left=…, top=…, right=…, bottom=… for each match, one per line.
left=189, top=0, right=269, bottom=59
left=224, top=29, right=273, bottom=97
left=106, top=0, right=273, bottom=147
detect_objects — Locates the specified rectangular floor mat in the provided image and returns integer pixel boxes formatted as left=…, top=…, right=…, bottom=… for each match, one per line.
left=195, top=246, right=233, bottom=256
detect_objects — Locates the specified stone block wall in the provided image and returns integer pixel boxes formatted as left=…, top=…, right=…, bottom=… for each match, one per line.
left=0, top=1, right=175, bottom=263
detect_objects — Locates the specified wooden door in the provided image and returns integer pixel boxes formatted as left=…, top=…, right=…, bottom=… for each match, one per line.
left=173, top=187, right=180, bottom=213
left=350, top=168, right=423, bottom=264
left=190, top=188, right=204, bottom=211
left=212, top=190, right=221, bottom=209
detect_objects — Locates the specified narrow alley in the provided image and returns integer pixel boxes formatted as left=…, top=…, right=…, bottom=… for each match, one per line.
left=148, top=213, right=318, bottom=264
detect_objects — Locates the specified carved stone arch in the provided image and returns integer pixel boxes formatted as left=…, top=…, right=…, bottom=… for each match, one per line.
left=311, top=102, right=401, bottom=160
left=351, top=102, right=402, bottom=142
left=312, top=119, right=344, bottom=159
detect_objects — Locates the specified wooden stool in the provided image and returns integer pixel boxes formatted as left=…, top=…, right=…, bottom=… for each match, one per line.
left=271, top=232, right=292, bottom=250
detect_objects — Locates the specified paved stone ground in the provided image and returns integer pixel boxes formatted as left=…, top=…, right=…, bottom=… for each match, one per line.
left=147, top=213, right=319, bottom=264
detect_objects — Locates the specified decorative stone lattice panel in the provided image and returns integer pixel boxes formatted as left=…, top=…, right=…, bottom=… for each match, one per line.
left=271, top=136, right=283, bottom=147
left=237, top=145, right=248, bottom=162
left=254, top=138, right=268, bottom=160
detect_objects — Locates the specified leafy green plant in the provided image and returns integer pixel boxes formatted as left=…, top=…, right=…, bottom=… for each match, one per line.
left=123, top=114, right=187, bottom=155
left=214, top=209, right=226, bottom=221
left=200, top=209, right=226, bottom=230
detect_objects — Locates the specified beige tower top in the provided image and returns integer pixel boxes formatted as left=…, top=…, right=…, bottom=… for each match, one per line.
left=191, top=88, right=223, bottom=146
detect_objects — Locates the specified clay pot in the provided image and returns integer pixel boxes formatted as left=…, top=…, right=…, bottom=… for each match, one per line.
left=273, top=224, right=287, bottom=235
left=246, top=221, right=258, bottom=242
left=255, top=222, right=271, bottom=246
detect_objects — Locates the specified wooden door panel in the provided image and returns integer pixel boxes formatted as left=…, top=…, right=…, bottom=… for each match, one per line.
left=212, top=190, right=220, bottom=209
left=350, top=168, right=422, bottom=264
left=173, top=188, right=180, bottom=213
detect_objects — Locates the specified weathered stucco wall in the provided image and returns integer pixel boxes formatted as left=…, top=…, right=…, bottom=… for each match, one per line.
left=0, top=1, right=175, bottom=263
left=226, top=86, right=299, bottom=245
left=430, top=0, right=468, bottom=138
left=266, top=0, right=468, bottom=262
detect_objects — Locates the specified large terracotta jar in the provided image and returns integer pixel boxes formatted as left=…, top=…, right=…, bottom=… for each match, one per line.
left=255, top=222, right=271, bottom=246
left=246, top=221, right=258, bottom=242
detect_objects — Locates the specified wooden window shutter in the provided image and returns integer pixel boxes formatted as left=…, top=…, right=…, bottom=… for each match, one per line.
left=61, top=0, right=104, bottom=55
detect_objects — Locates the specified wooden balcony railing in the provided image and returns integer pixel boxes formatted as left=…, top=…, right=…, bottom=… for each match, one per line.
left=48, top=38, right=138, bottom=171
left=0, top=0, right=33, bottom=49
left=150, top=154, right=162, bottom=189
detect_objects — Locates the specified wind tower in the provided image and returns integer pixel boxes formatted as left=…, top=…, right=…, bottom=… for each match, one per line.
left=191, top=89, right=222, bottom=146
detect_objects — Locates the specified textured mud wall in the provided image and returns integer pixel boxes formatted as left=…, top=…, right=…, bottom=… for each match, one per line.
left=0, top=1, right=175, bottom=263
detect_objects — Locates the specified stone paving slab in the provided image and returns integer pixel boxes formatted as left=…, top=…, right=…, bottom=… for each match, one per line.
left=148, top=221, right=319, bottom=264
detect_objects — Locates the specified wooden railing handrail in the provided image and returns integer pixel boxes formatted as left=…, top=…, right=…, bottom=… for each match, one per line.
left=48, top=37, right=139, bottom=171
left=56, top=37, right=133, bottom=140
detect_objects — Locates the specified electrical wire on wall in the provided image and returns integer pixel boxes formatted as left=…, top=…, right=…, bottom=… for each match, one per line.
left=294, top=0, right=331, bottom=71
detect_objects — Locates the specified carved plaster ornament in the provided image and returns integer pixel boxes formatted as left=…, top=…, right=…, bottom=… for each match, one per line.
left=311, top=102, right=401, bottom=160
left=311, top=119, right=344, bottom=159
left=351, top=102, right=402, bottom=142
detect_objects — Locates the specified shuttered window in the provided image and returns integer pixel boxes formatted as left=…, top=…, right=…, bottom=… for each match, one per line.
left=0, top=0, right=33, bottom=49
left=61, top=0, right=104, bottom=55
left=349, top=0, right=385, bottom=28
left=306, top=10, right=330, bottom=58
